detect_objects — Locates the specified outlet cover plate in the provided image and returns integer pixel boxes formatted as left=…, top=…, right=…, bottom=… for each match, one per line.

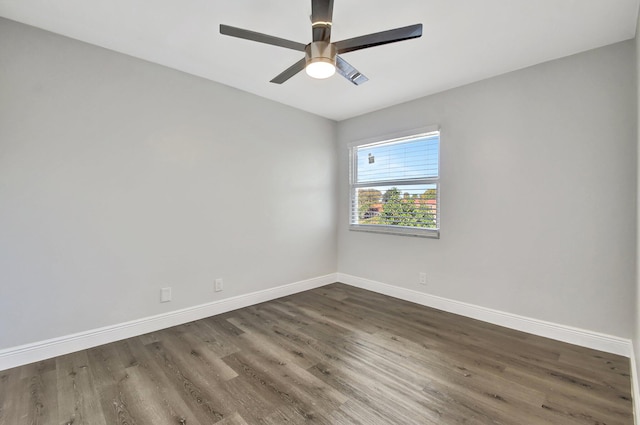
left=215, top=278, right=223, bottom=292
left=160, top=287, right=172, bottom=302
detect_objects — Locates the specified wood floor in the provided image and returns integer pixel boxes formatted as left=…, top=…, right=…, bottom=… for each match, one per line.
left=0, top=283, right=633, bottom=424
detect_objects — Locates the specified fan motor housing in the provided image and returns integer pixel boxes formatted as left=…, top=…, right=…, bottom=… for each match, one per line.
left=305, top=41, right=337, bottom=67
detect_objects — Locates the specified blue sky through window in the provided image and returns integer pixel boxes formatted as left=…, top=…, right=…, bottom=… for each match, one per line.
left=356, top=133, right=439, bottom=183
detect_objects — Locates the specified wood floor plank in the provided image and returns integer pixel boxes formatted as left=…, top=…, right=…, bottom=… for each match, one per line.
left=0, top=283, right=633, bottom=424
left=144, top=340, right=230, bottom=423
left=2, top=375, right=31, bottom=425
left=216, top=411, right=251, bottom=425
left=85, top=342, right=138, bottom=425
left=123, top=338, right=206, bottom=425
left=115, top=362, right=181, bottom=425
left=56, top=351, right=107, bottom=425
left=174, top=320, right=242, bottom=359
left=217, top=374, right=277, bottom=423
left=163, top=326, right=239, bottom=382
left=0, top=359, right=58, bottom=425
left=0, top=371, right=10, bottom=424
left=307, top=360, right=441, bottom=425
left=227, top=311, right=320, bottom=370
left=222, top=352, right=333, bottom=424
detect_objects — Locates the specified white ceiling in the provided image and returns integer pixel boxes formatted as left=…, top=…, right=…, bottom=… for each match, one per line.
left=1, top=0, right=638, bottom=121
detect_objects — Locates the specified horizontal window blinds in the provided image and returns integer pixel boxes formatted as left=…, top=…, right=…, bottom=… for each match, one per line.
left=350, top=131, right=440, bottom=237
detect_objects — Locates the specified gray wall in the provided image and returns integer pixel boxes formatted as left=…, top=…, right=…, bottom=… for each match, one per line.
left=337, top=41, right=636, bottom=338
left=635, top=12, right=640, bottom=378
left=1, top=16, right=637, bottom=353
left=0, top=18, right=337, bottom=349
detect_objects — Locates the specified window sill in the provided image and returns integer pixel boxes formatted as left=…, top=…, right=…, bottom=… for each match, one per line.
left=349, top=224, right=440, bottom=239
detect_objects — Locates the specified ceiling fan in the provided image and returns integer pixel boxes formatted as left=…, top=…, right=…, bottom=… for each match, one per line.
left=220, top=0, right=422, bottom=85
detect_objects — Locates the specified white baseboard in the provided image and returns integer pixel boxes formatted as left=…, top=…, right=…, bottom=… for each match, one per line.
left=0, top=273, right=337, bottom=371
left=631, top=344, right=640, bottom=425
left=1, top=272, right=632, bottom=372
left=337, top=273, right=632, bottom=357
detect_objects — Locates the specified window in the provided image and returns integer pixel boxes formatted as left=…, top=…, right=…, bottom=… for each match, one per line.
left=349, top=128, right=440, bottom=238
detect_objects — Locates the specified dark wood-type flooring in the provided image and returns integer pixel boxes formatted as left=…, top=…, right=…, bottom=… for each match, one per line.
left=0, top=283, right=633, bottom=424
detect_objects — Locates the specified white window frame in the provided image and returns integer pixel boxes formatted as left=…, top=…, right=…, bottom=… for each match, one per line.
left=349, top=125, right=440, bottom=238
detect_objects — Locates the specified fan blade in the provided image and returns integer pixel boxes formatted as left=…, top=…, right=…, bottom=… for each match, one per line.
left=334, top=23, right=422, bottom=54
left=311, top=0, right=334, bottom=42
left=220, top=24, right=306, bottom=52
left=270, top=58, right=307, bottom=84
left=336, top=56, right=368, bottom=85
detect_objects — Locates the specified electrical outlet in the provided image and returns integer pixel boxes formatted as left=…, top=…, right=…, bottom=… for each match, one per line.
left=160, top=287, right=172, bottom=302
left=419, top=272, right=427, bottom=285
left=215, top=278, right=223, bottom=292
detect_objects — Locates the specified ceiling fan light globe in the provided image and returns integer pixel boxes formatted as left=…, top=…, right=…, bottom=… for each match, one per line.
left=306, top=59, right=336, bottom=79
